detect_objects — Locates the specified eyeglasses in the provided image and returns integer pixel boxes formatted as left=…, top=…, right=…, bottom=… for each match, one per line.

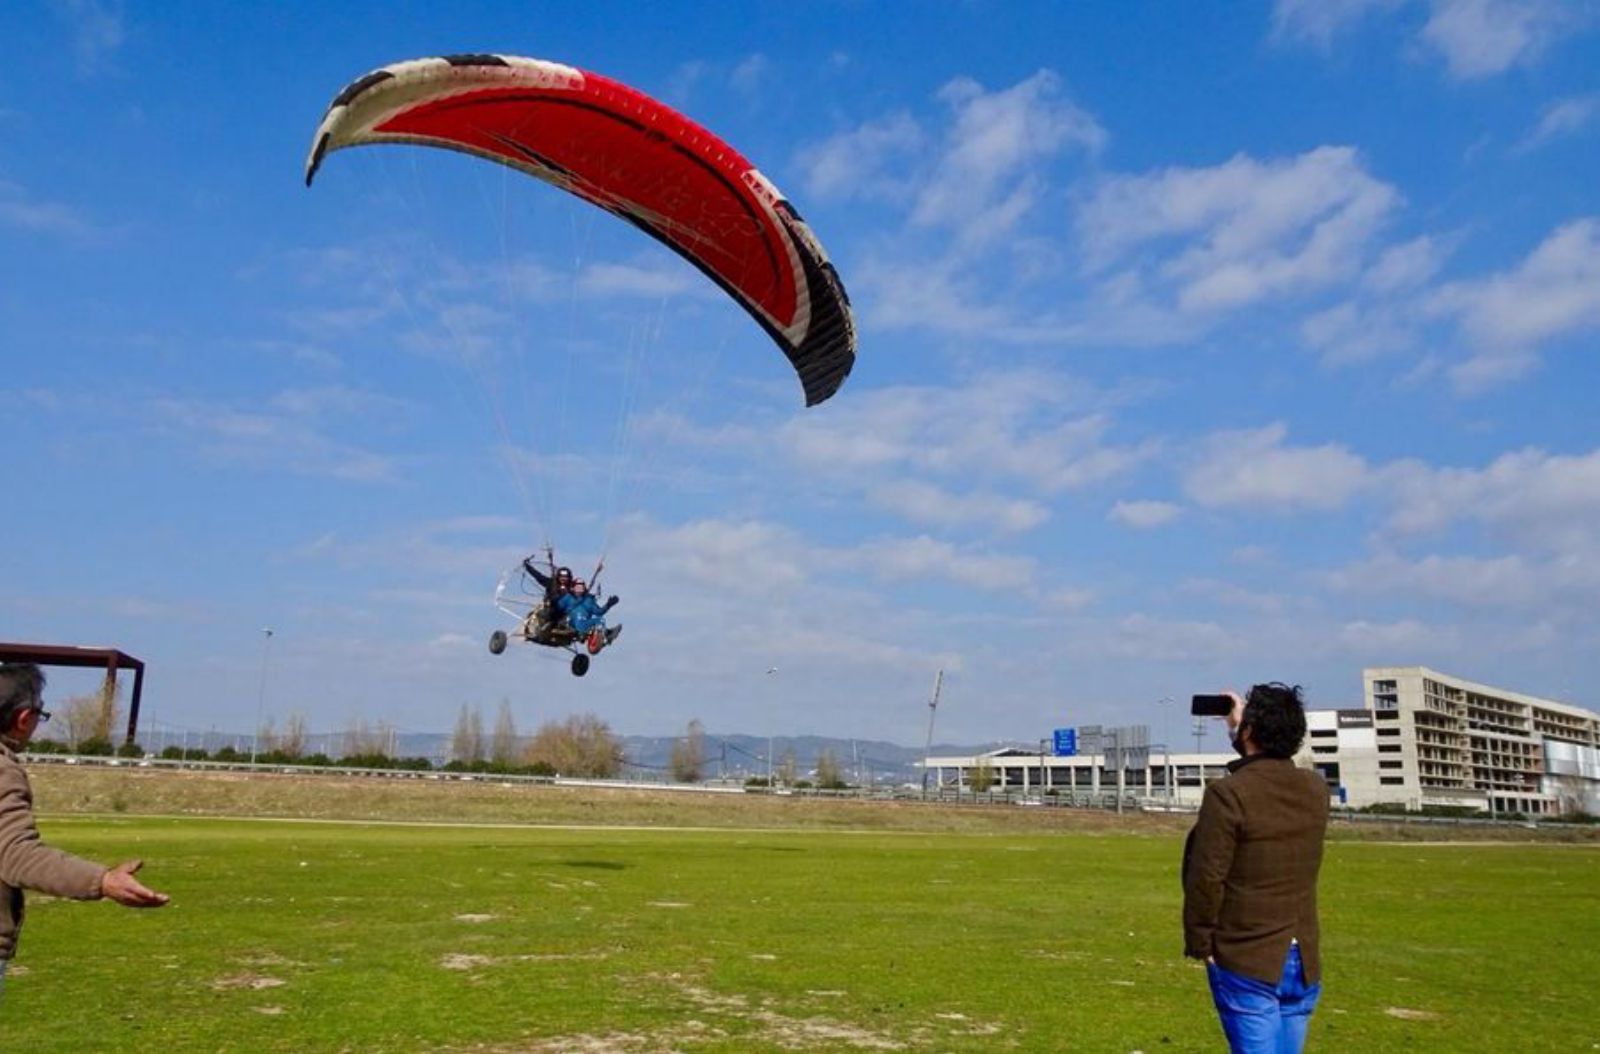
left=29, top=707, right=51, bottom=724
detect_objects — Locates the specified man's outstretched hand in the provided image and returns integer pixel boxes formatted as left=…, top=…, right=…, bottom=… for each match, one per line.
left=101, top=859, right=170, bottom=908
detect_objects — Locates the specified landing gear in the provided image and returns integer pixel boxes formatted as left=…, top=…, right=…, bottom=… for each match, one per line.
left=570, top=653, right=591, bottom=677
left=488, top=630, right=507, bottom=655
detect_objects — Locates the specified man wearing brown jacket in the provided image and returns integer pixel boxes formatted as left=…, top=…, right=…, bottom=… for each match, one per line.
left=1183, top=683, right=1328, bottom=1054
left=0, top=663, right=169, bottom=994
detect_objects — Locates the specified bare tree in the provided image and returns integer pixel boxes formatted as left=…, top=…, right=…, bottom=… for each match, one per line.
left=524, top=713, right=623, bottom=778
left=340, top=718, right=393, bottom=759
left=62, top=680, right=120, bottom=749
left=815, top=748, right=844, bottom=790
left=280, top=712, right=308, bottom=759
left=256, top=717, right=279, bottom=756
left=490, top=700, right=519, bottom=766
left=450, top=703, right=484, bottom=764
left=776, top=748, right=798, bottom=788
left=670, top=718, right=706, bottom=783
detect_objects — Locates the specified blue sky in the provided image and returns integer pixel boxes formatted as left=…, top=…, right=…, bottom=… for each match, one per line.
left=3, top=0, right=1598, bottom=749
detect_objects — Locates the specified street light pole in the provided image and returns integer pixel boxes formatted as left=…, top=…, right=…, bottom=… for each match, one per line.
left=1158, top=696, right=1174, bottom=802
left=765, top=667, right=777, bottom=787
left=252, top=627, right=274, bottom=765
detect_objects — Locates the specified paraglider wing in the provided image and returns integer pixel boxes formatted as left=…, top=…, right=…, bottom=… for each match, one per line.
left=305, top=54, right=855, bottom=405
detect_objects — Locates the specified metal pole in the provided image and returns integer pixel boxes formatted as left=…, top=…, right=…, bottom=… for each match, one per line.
left=922, top=668, right=943, bottom=797
left=1113, top=728, right=1125, bottom=815
left=766, top=667, right=777, bottom=787
left=252, top=628, right=273, bottom=765
left=1159, top=696, right=1174, bottom=802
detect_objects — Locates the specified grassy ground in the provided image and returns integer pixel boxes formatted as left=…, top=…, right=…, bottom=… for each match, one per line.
left=3, top=770, right=1596, bottom=1052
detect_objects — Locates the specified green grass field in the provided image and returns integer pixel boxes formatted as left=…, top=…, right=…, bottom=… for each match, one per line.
left=6, top=804, right=1598, bottom=1052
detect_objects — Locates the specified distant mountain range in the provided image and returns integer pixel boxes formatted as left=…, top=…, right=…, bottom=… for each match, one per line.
left=140, top=727, right=1007, bottom=784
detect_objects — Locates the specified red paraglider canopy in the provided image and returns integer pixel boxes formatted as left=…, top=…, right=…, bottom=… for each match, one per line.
left=306, top=54, right=855, bottom=406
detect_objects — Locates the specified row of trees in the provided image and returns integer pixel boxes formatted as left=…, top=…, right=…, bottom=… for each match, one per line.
left=447, top=703, right=624, bottom=778
left=32, top=692, right=841, bottom=789
left=667, top=719, right=852, bottom=789
left=27, top=687, right=626, bottom=780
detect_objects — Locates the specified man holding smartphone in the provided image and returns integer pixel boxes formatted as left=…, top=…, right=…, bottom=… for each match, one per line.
left=1183, top=683, right=1328, bottom=1053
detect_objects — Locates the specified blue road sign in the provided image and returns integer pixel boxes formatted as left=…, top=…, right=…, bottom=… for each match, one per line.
left=1052, top=728, right=1077, bottom=756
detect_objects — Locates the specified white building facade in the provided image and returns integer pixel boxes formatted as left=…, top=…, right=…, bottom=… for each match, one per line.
left=1323, top=666, right=1600, bottom=816
left=926, top=667, right=1600, bottom=817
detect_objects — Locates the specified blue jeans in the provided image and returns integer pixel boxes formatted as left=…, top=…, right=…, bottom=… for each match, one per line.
left=1207, top=943, right=1321, bottom=1053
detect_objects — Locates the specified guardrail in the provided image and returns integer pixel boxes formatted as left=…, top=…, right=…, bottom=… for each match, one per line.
left=21, top=753, right=1595, bottom=830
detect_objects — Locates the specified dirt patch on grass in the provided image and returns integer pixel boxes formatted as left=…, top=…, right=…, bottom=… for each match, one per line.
left=1385, top=1007, right=1441, bottom=1021
left=211, top=973, right=285, bottom=992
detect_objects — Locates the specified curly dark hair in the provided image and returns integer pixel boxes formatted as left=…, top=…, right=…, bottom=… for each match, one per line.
left=1243, top=682, right=1307, bottom=759
left=0, top=663, right=46, bottom=733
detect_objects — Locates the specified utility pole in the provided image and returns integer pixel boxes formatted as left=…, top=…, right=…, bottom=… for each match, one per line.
left=766, top=667, right=777, bottom=788
left=252, top=628, right=274, bottom=765
left=922, top=668, right=944, bottom=797
left=1159, top=696, right=1174, bottom=802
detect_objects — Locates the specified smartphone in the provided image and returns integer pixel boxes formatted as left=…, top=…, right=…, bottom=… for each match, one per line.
left=1191, top=693, right=1235, bottom=716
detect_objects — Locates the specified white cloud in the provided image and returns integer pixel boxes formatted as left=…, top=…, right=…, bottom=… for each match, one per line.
left=1428, top=218, right=1600, bottom=390
left=1077, top=146, right=1401, bottom=313
left=0, top=179, right=102, bottom=239
left=1176, top=578, right=1292, bottom=614
left=782, top=371, right=1154, bottom=496
left=1325, top=552, right=1600, bottom=612
left=1363, top=235, right=1446, bottom=294
left=1041, top=586, right=1094, bottom=612
left=798, top=112, right=925, bottom=201
left=53, top=0, right=125, bottom=75
left=577, top=260, right=699, bottom=299
left=1301, top=299, right=1418, bottom=364
left=1185, top=423, right=1371, bottom=511
left=849, top=536, right=1035, bottom=592
left=870, top=480, right=1050, bottom=533
left=730, top=53, right=771, bottom=94
left=1108, top=500, right=1181, bottom=529
left=1336, top=618, right=1457, bottom=654
left=1383, top=446, right=1600, bottom=551
left=1420, top=0, right=1581, bottom=79
left=1518, top=93, right=1600, bottom=152
left=1101, top=613, right=1238, bottom=662
left=1271, top=0, right=1406, bottom=45
left=150, top=388, right=413, bottom=483
left=913, top=71, right=1105, bottom=247
left=1274, top=0, right=1592, bottom=81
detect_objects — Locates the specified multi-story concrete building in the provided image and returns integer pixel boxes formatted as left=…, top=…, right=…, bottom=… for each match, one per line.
left=927, top=667, right=1600, bottom=817
left=1310, top=667, right=1600, bottom=815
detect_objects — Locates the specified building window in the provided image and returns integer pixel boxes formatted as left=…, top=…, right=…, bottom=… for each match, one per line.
left=1379, top=760, right=1404, bottom=770
left=1310, top=729, right=1337, bottom=738
left=1377, top=727, right=1401, bottom=737
left=1380, top=777, right=1405, bottom=786
left=1375, top=710, right=1399, bottom=721
left=1378, top=744, right=1402, bottom=754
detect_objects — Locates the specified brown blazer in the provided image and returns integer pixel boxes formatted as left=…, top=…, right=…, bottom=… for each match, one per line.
left=0, top=742, right=107, bottom=960
left=1183, top=754, right=1329, bottom=984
